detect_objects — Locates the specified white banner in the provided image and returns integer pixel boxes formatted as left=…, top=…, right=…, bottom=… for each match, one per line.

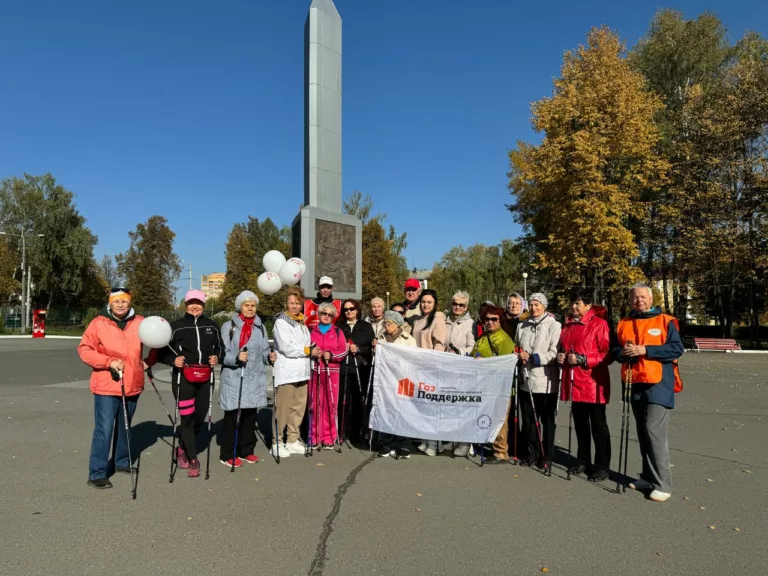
left=369, top=343, right=517, bottom=443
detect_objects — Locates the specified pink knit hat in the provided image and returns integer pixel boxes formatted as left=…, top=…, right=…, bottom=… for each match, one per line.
left=184, top=289, right=207, bottom=304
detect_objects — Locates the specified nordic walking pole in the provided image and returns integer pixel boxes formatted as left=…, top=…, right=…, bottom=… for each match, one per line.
left=231, top=347, right=247, bottom=473
left=117, top=369, right=137, bottom=500
left=306, top=359, right=314, bottom=457
left=205, top=346, right=216, bottom=480
left=169, top=345, right=182, bottom=483
left=548, top=373, right=562, bottom=477
left=622, top=357, right=634, bottom=492
left=270, top=346, right=280, bottom=464
left=512, top=362, right=520, bottom=465
left=324, top=357, right=341, bottom=452
left=352, top=353, right=365, bottom=442
left=145, top=367, right=174, bottom=426
left=365, top=349, right=376, bottom=452
left=340, top=355, right=350, bottom=448
left=617, top=341, right=633, bottom=493
left=526, top=363, right=546, bottom=472
left=566, top=348, right=575, bottom=481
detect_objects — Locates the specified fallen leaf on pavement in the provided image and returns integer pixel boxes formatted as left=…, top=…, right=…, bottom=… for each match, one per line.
left=415, top=508, right=422, bottom=512
left=708, top=525, right=716, bottom=530
left=316, top=463, right=324, bottom=467
left=416, top=493, right=422, bottom=497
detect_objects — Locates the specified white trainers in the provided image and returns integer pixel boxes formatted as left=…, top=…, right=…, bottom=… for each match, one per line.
left=650, top=490, right=671, bottom=502
left=417, top=442, right=428, bottom=453
left=425, top=441, right=438, bottom=457
left=270, top=444, right=290, bottom=458
left=453, top=443, right=470, bottom=457
left=628, top=477, right=653, bottom=491
left=284, top=440, right=306, bottom=455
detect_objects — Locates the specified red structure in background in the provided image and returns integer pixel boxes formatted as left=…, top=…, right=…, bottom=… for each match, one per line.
left=32, top=309, right=46, bottom=338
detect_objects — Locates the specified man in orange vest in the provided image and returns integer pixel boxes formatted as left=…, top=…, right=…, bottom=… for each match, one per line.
left=613, top=282, right=684, bottom=502
left=304, top=276, right=341, bottom=329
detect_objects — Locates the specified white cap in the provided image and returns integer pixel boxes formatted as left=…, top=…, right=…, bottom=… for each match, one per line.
left=319, top=276, right=333, bottom=287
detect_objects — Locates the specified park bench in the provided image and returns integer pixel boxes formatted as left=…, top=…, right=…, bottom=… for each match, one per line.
left=693, top=338, right=742, bottom=352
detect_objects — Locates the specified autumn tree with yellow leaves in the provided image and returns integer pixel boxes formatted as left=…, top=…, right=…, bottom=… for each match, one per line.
left=508, top=27, right=668, bottom=310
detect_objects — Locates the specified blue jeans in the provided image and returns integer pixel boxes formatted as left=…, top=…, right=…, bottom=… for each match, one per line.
left=88, top=393, right=139, bottom=481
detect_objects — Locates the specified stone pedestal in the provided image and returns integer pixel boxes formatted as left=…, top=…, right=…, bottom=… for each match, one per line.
left=292, top=206, right=362, bottom=300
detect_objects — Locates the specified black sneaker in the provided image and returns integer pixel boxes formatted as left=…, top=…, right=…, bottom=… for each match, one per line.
left=87, top=478, right=113, bottom=489
left=568, top=463, right=587, bottom=475
left=589, top=468, right=610, bottom=482
left=486, top=455, right=508, bottom=464
left=378, top=448, right=394, bottom=458
left=396, top=449, right=410, bottom=460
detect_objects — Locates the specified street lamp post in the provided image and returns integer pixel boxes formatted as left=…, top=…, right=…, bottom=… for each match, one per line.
left=0, top=230, right=44, bottom=334
left=522, top=272, right=528, bottom=301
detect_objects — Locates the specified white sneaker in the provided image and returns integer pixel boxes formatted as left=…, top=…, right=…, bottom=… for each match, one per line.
left=271, top=444, right=290, bottom=458
left=438, top=441, right=447, bottom=453
left=453, top=443, right=470, bottom=458
left=425, top=441, right=438, bottom=457
left=650, top=490, right=671, bottom=502
left=417, top=442, right=428, bottom=453
left=628, top=477, right=653, bottom=491
left=284, top=440, right=306, bottom=455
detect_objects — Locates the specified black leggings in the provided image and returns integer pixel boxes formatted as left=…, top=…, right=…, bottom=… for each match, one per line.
left=338, top=365, right=370, bottom=443
left=572, top=402, right=611, bottom=471
left=519, top=392, right=557, bottom=463
left=172, top=373, right=212, bottom=460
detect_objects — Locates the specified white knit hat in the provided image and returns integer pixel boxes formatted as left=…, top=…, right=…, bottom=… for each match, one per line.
left=235, top=290, right=259, bottom=312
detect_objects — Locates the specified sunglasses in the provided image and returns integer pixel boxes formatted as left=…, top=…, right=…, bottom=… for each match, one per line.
left=452, top=302, right=467, bottom=307
left=483, top=317, right=500, bottom=323
left=343, top=307, right=356, bottom=312
left=319, top=312, right=333, bottom=316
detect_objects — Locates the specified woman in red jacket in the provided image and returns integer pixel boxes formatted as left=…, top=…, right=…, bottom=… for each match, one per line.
left=77, top=288, right=145, bottom=489
left=557, top=292, right=612, bottom=481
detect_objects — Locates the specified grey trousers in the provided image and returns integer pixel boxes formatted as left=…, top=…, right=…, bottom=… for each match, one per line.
left=631, top=398, right=672, bottom=493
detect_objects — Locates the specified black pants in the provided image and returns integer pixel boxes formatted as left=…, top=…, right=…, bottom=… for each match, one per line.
left=339, top=365, right=370, bottom=443
left=172, top=374, right=212, bottom=460
left=379, top=433, right=410, bottom=454
left=519, top=392, right=557, bottom=463
left=219, top=408, right=258, bottom=461
left=572, top=402, right=611, bottom=471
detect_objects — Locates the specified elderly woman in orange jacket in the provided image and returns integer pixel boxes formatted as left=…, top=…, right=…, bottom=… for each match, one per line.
left=77, top=288, right=145, bottom=489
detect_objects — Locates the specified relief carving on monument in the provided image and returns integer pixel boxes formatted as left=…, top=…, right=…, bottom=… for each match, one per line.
left=314, top=219, right=355, bottom=292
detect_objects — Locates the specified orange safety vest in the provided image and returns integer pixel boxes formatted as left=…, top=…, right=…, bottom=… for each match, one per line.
left=616, top=314, right=683, bottom=393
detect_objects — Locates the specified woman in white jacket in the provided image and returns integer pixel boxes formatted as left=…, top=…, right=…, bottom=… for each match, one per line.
left=272, top=286, right=314, bottom=458
left=444, top=291, right=476, bottom=457
left=516, top=293, right=562, bottom=469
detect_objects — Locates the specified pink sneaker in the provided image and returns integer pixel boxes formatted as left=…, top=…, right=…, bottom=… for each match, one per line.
left=242, top=454, right=259, bottom=464
left=220, top=457, right=243, bottom=468
left=187, top=459, right=200, bottom=478
left=176, top=447, right=190, bottom=469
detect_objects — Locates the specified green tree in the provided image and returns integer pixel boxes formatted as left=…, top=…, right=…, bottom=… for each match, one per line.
left=508, top=27, right=667, bottom=309
left=99, top=254, right=121, bottom=289
left=220, top=224, right=259, bottom=310
left=116, top=216, right=182, bottom=309
left=343, top=191, right=408, bottom=308
left=0, top=239, right=20, bottom=303
left=0, top=173, right=98, bottom=309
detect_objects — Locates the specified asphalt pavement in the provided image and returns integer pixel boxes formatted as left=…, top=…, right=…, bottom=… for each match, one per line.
left=1, top=338, right=766, bottom=576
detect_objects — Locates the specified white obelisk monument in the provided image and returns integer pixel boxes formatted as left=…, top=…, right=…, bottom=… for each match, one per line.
left=292, top=0, right=362, bottom=300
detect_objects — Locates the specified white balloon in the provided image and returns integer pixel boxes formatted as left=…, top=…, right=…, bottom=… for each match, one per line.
left=263, top=250, right=287, bottom=274
left=287, top=257, right=306, bottom=277
left=257, top=271, right=283, bottom=295
left=138, top=316, right=172, bottom=348
left=279, top=260, right=302, bottom=285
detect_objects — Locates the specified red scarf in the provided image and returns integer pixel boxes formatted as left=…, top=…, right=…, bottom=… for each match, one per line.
left=239, top=314, right=255, bottom=349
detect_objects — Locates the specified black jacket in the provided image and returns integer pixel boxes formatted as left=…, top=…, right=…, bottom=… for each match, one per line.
left=339, top=320, right=375, bottom=374
left=159, top=313, right=222, bottom=366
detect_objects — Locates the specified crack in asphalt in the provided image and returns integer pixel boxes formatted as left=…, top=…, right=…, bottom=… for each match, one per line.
left=308, top=453, right=377, bottom=576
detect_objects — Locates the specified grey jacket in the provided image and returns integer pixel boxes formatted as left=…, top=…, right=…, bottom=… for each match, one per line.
left=515, top=312, right=562, bottom=394
left=219, top=314, right=271, bottom=412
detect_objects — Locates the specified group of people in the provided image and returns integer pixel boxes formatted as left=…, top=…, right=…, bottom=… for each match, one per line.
left=77, top=276, right=683, bottom=504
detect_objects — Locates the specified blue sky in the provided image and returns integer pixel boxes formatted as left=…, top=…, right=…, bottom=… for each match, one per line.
left=2, top=0, right=767, bottom=299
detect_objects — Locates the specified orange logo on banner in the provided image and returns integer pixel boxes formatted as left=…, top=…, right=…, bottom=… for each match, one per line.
left=398, top=378, right=415, bottom=397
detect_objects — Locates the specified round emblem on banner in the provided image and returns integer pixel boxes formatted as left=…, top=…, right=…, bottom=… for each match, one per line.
left=648, top=328, right=662, bottom=336
left=477, top=415, right=492, bottom=430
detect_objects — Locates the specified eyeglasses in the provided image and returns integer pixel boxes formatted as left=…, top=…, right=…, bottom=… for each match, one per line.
left=343, top=308, right=356, bottom=312
left=452, top=302, right=467, bottom=307
left=483, top=317, right=500, bottom=323
left=319, top=312, right=333, bottom=317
